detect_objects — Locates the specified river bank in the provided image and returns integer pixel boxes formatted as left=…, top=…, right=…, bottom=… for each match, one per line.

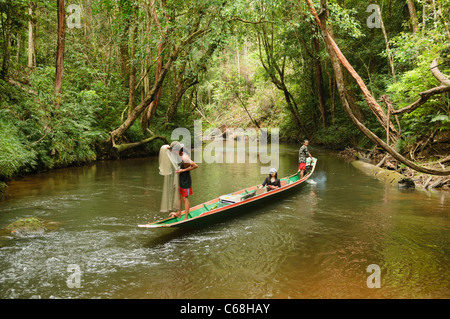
left=336, top=146, right=450, bottom=190
left=2, top=137, right=449, bottom=201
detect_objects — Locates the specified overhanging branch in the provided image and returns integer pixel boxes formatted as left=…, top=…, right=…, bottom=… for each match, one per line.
left=303, top=0, right=450, bottom=176
left=228, top=17, right=275, bottom=24
left=112, top=135, right=168, bottom=153
left=392, top=59, right=450, bottom=115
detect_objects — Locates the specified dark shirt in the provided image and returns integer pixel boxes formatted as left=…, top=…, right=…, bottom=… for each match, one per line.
left=262, top=177, right=281, bottom=188
left=179, top=160, right=192, bottom=189
left=298, top=145, right=309, bottom=163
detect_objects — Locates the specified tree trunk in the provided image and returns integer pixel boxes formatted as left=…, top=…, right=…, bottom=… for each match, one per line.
left=166, top=81, right=198, bottom=124
left=313, top=35, right=327, bottom=128
left=86, top=0, right=92, bottom=35
left=285, top=89, right=308, bottom=136
left=141, top=0, right=167, bottom=131
left=0, top=9, right=12, bottom=80
left=304, top=0, right=450, bottom=176
left=54, top=0, right=66, bottom=103
left=432, top=0, right=437, bottom=27
left=257, top=27, right=307, bottom=136
left=351, top=160, right=415, bottom=188
left=109, top=46, right=180, bottom=143
left=320, top=5, right=364, bottom=124
left=375, top=1, right=395, bottom=81
left=143, top=41, right=164, bottom=128
left=166, top=82, right=183, bottom=124
left=293, top=25, right=327, bottom=129
left=330, top=72, right=336, bottom=125
left=16, top=33, right=21, bottom=64
left=28, top=1, right=36, bottom=69
left=127, top=5, right=138, bottom=117
left=143, top=6, right=152, bottom=97
left=107, top=24, right=208, bottom=145
left=118, top=0, right=131, bottom=87
left=406, top=0, right=419, bottom=34
left=165, top=60, right=199, bottom=124
left=119, top=43, right=129, bottom=86
left=316, top=0, right=398, bottom=141
left=437, top=2, right=450, bottom=42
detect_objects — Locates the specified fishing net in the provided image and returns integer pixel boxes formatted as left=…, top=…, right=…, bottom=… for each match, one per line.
left=158, top=144, right=180, bottom=213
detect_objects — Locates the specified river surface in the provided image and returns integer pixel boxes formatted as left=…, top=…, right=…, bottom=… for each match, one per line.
left=0, top=144, right=448, bottom=299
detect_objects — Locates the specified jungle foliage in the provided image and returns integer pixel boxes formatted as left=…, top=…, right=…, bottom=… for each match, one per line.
left=0, top=0, right=449, bottom=181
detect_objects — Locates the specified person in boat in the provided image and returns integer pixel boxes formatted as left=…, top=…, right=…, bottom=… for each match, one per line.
left=169, top=143, right=198, bottom=220
left=298, top=139, right=313, bottom=178
left=259, top=168, right=281, bottom=191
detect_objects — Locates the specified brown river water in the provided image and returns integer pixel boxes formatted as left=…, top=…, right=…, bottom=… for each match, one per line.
left=0, top=143, right=448, bottom=299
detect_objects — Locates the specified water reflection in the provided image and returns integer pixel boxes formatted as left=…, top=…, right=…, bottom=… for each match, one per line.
left=0, top=145, right=448, bottom=299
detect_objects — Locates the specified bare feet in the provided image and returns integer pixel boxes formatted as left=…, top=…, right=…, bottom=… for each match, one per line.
left=169, top=212, right=182, bottom=218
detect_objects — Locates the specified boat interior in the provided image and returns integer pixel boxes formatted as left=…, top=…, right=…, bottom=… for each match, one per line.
left=154, top=169, right=308, bottom=225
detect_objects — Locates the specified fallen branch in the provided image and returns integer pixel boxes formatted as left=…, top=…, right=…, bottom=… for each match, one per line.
left=438, top=155, right=450, bottom=165
left=28, top=119, right=64, bottom=147
left=376, top=154, right=388, bottom=167
left=228, top=17, right=274, bottom=24
left=8, top=79, right=38, bottom=96
left=423, top=176, right=433, bottom=189
left=429, top=177, right=447, bottom=189
left=193, top=103, right=212, bottom=125
left=112, top=135, right=168, bottom=153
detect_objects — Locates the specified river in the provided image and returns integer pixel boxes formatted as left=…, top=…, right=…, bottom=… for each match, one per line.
left=0, top=144, right=448, bottom=299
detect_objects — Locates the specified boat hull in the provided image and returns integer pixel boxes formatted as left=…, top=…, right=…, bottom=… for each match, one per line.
left=139, top=159, right=317, bottom=229
left=164, top=180, right=307, bottom=228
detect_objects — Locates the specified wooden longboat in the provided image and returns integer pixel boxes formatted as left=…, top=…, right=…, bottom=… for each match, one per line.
left=138, top=158, right=317, bottom=229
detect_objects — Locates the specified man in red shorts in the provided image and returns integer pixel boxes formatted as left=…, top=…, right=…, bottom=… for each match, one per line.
left=169, top=143, right=198, bottom=220
left=298, top=139, right=313, bottom=178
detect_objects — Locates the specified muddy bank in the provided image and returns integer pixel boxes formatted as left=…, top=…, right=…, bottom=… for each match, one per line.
left=0, top=143, right=162, bottom=202
left=337, top=147, right=450, bottom=190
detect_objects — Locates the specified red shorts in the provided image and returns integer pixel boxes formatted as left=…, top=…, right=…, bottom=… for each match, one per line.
left=298, top=162, right=306, bottom=170
left=180, top=187, right=193, bottom=198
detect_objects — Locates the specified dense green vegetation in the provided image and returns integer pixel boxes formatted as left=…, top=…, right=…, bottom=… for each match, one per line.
left=0, top=0, right=449, bottom=185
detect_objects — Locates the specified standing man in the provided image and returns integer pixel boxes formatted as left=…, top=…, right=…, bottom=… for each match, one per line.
left=169, top=143, right=198, bottom=220
left=298, top=139, right=313, bottom=178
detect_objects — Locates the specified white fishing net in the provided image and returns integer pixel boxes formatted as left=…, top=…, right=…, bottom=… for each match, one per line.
left=158, top=144, right=180, bottom=213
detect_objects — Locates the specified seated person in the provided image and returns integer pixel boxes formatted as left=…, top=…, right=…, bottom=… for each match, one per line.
left=259, top=168, right=281, bottom=191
